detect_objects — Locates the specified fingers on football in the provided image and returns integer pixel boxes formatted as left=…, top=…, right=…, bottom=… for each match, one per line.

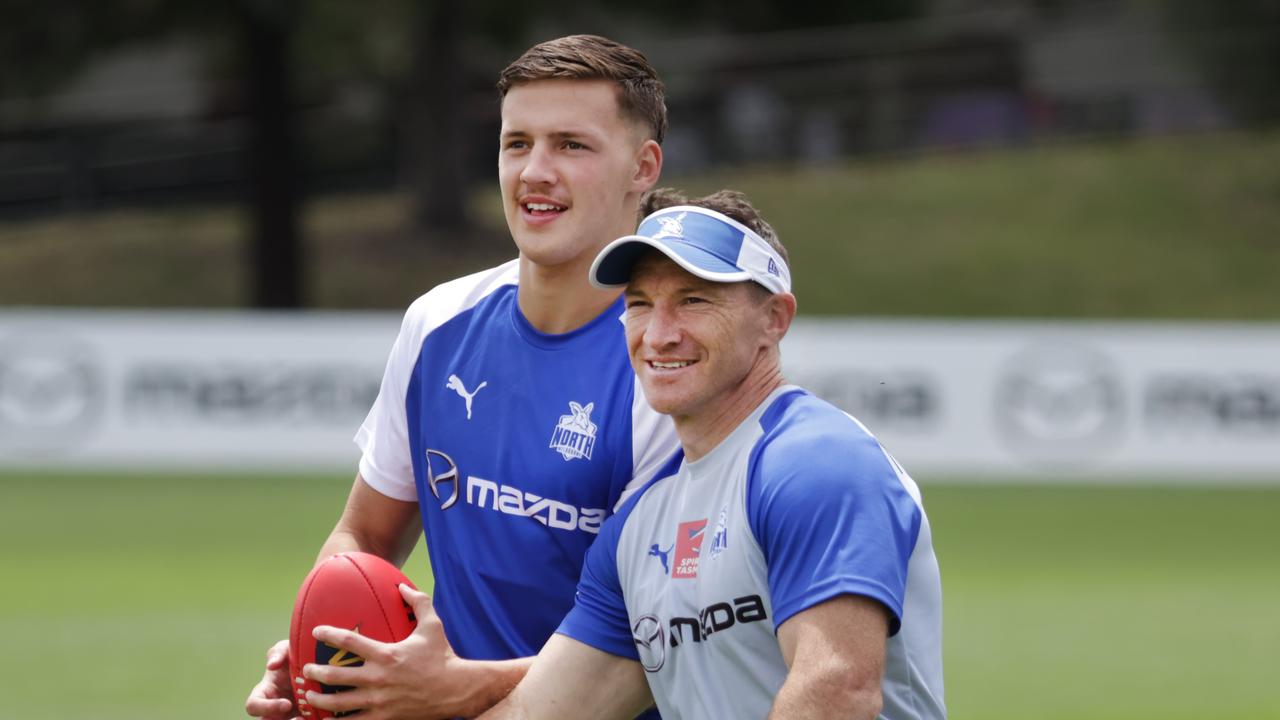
left=398, top=582, right=434, bottom=615
left=312, top=624, right=389, bottom=662
left=306, top=687, right=373, bottom=716
left=244, top=689, right=294, bottom=718
left=302, top=660, right=370, bottom=690
left=265, top=638, right=290, bottom=669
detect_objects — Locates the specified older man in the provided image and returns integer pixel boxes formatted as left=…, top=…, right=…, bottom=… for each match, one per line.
left=479, top=188, right=946, bottom=720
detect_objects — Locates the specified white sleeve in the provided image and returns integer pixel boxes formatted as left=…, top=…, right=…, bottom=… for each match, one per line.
left=353, top=300, right=425, bottom=502
left=353, top=260, right=521, bottom=502
left=616, top=376, right=680, bottom=510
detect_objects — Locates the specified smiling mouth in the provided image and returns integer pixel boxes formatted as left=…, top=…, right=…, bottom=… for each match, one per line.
left=650, top=360, right=693, bottom=370
left=523, top=201, right=567, bottom=215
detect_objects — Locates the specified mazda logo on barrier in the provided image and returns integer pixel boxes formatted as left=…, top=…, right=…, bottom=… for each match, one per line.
left=424, top=449, right=460, bottom=510
left=0, top=334, right=103, bottom=453
left=632, top=614, right=666, bottom=672
left=994, top=344, right=1124, bottom=466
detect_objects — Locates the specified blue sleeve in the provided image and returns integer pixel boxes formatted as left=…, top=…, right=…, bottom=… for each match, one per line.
left=747, top=422, right=922, bottom=635
left=556, top=506, right=638, bottom=660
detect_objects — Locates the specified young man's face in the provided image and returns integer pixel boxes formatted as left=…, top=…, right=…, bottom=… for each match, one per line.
left=498, top=79, right=658, bottom=270
left=623, top=252, right=773, bottom=423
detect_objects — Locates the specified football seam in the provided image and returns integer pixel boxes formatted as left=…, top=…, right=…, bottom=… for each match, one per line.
left=291, top=559, right=323, bottom=708
left=292, top=563, right=319, bottom=669
left=344, top=553, right=399, bottom=641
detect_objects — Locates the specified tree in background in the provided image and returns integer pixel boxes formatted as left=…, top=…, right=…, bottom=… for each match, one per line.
left=1, top=0, right=308, bottom=307
left=1158, top=0, right=1280, bottom=127
left=0, top=0, right=928, bottom=308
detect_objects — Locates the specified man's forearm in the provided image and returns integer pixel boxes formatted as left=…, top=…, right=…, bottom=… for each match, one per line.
left=458, top=656, right=535, bottom=717
left=476, top=635, right=651, bottom=720
left=315, top=474, right=422, bottom=568
left=767, top=671, right=881, bottom=720
left=314, top=529, right=367, bottom=565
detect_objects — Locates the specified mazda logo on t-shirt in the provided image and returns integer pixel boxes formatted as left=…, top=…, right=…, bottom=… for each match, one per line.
left=632, top=614, right=665, bottom=672
left=424, top=448, right=460, bottom=510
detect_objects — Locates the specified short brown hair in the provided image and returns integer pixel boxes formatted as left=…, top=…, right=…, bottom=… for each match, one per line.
left=497, top=35, right=668, bottom=143
left=641, top=188, right=789, bottom=267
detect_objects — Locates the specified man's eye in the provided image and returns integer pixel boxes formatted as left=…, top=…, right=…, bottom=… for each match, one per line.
left=564, top=141, right=586, bottom=150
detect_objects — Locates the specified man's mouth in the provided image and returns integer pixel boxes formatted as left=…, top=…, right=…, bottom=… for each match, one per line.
left=650, top=360, right=693, bottom=370
left=523, top=201, right=567, bottom=215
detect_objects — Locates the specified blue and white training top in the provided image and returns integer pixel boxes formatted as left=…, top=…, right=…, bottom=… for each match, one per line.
left=355, top=260, right=678, bottom=661
left=558, top=386, right=946, bottom=720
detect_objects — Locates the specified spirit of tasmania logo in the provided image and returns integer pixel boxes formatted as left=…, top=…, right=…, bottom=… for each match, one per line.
left=672, top=519, right=708, bottom=579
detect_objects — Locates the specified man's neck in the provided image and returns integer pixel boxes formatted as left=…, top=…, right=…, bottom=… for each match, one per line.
left=516, top=254, right=622, bottom=334
left=674, top=358, right=787, bottom=462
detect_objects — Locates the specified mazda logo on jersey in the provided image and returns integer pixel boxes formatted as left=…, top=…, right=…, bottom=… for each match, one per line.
left=421, top=448, right=605, bottom=532
left=424, top=449, right=460, bottom=510
left=670, top=595, right=768, bottom=647
left=648, top=595, right=768, bottom=660
left=632, top=614, right=665, bottom=672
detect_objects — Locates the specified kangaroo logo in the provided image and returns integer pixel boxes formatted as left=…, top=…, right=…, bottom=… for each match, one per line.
left=446, top=374, right=487, bottom=420
left=648, top=543, right=673, bottom=574
left=549, top=401, right=597, bottom=461
left=709, top=506, right=728, bottom=558
left=651, top=212, right=687, bottom=241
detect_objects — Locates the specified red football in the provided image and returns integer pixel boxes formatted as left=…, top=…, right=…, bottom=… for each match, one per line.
left=289, top=552, right=418, bottom=719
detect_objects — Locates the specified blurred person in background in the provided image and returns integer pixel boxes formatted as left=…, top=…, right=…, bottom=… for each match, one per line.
left=246, top=34, right=678, bottom=720
left=479, top=189, right=946, bottom=720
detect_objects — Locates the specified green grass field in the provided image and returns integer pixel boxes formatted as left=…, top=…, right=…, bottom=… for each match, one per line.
left=2, top=472, right=1277, bottom=719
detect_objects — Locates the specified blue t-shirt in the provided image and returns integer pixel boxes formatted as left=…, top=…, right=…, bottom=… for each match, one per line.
left=356, top=260, right=678, bottom=661
left=558, top=387, right=946, bottom=720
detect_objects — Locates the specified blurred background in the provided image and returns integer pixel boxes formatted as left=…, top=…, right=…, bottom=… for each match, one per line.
left=1, top=0, right=1277, bottom=718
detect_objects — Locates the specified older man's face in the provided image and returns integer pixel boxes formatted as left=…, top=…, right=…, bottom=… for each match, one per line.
left=623, top=252, right=772, bottom=422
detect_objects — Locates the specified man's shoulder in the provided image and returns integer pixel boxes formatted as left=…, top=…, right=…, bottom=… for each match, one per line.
left=400, top=259, right=520, bottom=333
left=757, top=389, right=873, bottom=450
left=751, top=388, right=898, bottom=490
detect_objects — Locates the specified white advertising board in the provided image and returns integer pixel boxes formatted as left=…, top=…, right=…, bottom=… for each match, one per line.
left=0, top=310, right=399, bottom=471
left=1, top=311, right=1277, bottom=480
left=783, top=319, right=1280, bottom=481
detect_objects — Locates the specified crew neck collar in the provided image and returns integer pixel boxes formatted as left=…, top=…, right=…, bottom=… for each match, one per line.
left=509, top=291, right=625, bottom=349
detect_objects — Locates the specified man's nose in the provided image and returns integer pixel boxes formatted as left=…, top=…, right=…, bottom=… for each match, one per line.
left=643, top=305, right=682, bottom=349
left=520, top=144, right=556, bottom=186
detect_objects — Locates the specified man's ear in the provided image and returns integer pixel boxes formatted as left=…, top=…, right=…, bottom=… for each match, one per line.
left=631, top=139, right=663, bottom=193
left=763, top=291, right=797, bottom=345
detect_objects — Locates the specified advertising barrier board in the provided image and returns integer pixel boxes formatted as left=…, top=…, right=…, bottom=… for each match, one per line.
left=1, top=311, right=1276, bottom=480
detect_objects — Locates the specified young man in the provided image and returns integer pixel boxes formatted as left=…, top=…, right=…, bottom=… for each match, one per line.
left=245, top=36, right=678, bottom=720
left=479, top=190, right=947, bottom=719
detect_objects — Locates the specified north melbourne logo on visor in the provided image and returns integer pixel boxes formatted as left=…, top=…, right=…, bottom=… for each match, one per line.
left=651, top=212, right=687, bottom=241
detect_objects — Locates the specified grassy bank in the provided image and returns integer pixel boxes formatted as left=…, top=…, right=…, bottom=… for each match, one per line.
left=1, top=131, right=1277, bottom=318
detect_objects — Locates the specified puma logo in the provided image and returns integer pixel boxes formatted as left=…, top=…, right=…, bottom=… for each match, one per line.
left=648, top=543, right=672, bottom=574
left=446, top=375, right=487, bottom=420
